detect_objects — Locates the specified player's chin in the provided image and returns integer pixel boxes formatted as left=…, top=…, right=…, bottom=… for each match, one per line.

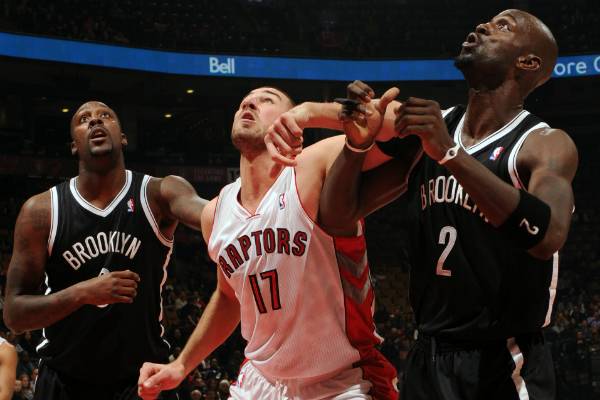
left=89, top=144, right=114, bottom=157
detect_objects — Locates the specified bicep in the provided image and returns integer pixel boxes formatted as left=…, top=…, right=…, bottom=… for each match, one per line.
left=524, top=130, right=577, bottom=219
left=7, top=197, right=50, bottom=297
left=160, top=176, right=208, bottom=231
left=521, top=129, right=578, bottom=254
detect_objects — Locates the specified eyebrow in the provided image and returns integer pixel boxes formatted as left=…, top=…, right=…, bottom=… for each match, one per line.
left=75, top=108, right=113, bottom=119
left=496, top=13, right=517, bottom=25
left=246, top=89, right=283, bottom=101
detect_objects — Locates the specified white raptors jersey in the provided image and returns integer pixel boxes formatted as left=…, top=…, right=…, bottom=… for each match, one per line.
left=208, top=167, right=379, bottom=380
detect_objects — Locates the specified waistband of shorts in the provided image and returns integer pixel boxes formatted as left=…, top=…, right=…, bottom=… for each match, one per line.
left=415, top=331, right=545, bottom=354
left=250, top=361, right=352, bottom=386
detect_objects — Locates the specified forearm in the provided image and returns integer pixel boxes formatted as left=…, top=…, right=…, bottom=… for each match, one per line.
left=4, top=285, right=86, bottom=333
left=176, top=289, right=240, bottom=375
left=319, top=145, right=366, bottom=236
left=444, top=149, right=519, bottom=226
left=302, top=102, right=344, bottom=131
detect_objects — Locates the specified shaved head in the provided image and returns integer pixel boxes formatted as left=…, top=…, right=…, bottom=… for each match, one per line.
left=504, top=9, right=558, bottom=88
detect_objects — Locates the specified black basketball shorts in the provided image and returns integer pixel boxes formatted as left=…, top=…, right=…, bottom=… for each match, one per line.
left=401, top=332, right=555, bottom=400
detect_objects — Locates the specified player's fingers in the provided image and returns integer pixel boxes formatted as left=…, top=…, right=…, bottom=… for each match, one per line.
left=115, top=286, right=137, bottom=297
left=353, top=80, right=376, bottom=98
left=266, top=140, right=298, bottom=167
left=139, top=385, right=162, bottom=400
left=378, top=87, right=400, bottom=113
left=275, top=120, right=303, bottom=147
left=138, top=363, right=161, bottom=386
left=279, top=115, right=304, bottom=141
left=401, top=106, right=434, bottom=115
left=398, top=124, right=434, bottom=137
left=110, top=294, right=135, bottom=304
left=395, top=115, right=436, bottom=131
left=347, top=81, right=373, bottom=102
left=119, top=278, right=138, bottom=288
left=112, top=270, right=140, bottom=282
left=269, top=128, right=296, bottom=155
left=405, top=97, right=439, bottom=109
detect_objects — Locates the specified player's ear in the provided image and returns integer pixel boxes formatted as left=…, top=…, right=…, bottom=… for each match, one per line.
left=121, top=132, right=128, bottom=147
left=70, top=140, right=78, bottom=156
left=517, top=54, right=541, bottom=73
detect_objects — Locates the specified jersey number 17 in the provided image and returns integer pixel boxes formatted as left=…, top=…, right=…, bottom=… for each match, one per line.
left=249, top=269, right=282, bottom=313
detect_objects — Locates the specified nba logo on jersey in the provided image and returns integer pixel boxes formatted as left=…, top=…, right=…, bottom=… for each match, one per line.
left=489, top=146, right=505, bottom=161
left=127, top=198, right=135, bottom=213
left=278, top=193, right=286, bottom=210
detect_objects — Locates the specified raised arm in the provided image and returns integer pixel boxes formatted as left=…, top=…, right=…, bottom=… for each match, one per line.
left=264, top=81, right=401, bottom=170
left=4, top=192, right=139, bottom=333
left=395, top=97, right=578, bottom=260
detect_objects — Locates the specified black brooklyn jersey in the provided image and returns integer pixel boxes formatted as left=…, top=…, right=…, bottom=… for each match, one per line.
left=405, top=106, right=557, bottom=341
left=39, top=170, right=173, bottom=382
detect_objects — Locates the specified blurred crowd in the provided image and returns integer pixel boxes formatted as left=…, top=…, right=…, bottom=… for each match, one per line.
left=0, top=0, right=599, bottom=58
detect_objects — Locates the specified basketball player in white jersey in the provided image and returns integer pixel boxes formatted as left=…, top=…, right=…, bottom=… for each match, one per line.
left=0, top=337, right=17, bottom=400
left=138, top=86, right=403, bottom=400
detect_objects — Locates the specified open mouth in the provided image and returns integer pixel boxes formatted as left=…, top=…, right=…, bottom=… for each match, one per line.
left=89, top=127, right=109, bottom=143
left=240, top=111, right=256, bottom=122
left=462, top=32, right=479, bottom=47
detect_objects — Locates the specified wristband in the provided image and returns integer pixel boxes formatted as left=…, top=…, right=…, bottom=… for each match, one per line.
left=499, top=189, right=551, bottom=250
left=438, top=143, right=461, bottom=165
left=345, top=137, right=375, bottom=153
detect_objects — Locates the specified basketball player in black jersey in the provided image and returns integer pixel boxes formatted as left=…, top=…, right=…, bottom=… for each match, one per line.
left=3, top=101, right=208, bottom=400
left=268, top=8, right=578, bottom=400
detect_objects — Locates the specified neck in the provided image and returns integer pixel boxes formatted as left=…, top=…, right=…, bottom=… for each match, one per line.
left=463, top=80, right=525, bottom=142
left=76, top=158, right=127, bottom=208
left=239, top=150, right=283, bottom=213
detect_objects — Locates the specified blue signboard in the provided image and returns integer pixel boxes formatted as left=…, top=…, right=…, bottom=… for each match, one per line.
left=0, top=32, right=598, bottom=81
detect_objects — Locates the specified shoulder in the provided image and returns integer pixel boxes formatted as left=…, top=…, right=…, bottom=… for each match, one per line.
left=146, top=175, right=196, bottom=200
left=0, top=340, right=16, bottom=360
left=200, top=197, right=219, bottom=243
left=295, top=135, right=345, bottom=176
left=519, top=127, right=578, bottom=172
left=18, top=191, right=52, bottom=232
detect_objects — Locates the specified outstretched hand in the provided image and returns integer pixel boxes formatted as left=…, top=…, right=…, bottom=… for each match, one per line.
left=340, top=80, right=399, bottom=149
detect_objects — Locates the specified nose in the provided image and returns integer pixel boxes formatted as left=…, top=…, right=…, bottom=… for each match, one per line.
left=241, top=97, right=258, bottom=111
left=475, top=22, right=490, bottom=35
left=88, top=118, right=104, bottom=128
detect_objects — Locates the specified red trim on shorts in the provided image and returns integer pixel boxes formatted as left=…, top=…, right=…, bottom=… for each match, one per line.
left=231, top=358, right=251, bottom=387
left=334, top=224, right=399, bottom=400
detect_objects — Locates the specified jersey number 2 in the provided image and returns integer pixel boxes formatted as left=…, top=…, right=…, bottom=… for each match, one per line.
left=249, top=269, right=282, bottom=314
left=436, top=226, right=456, bottom=277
